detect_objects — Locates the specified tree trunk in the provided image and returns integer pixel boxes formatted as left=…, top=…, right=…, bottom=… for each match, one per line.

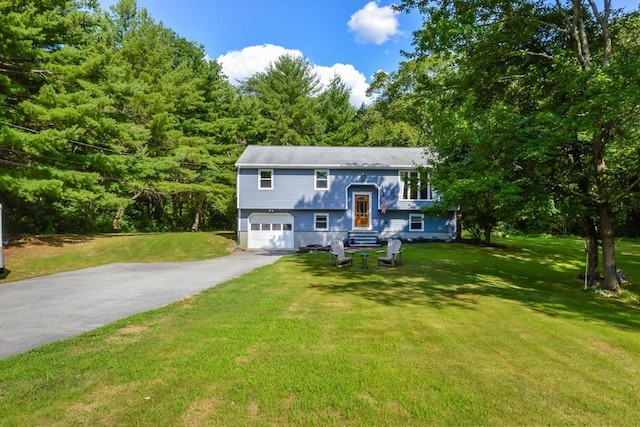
left=584, top=217, right=599, bottom=286
left=598, top=200, right=619, bottom=291
left=592, top=129, right=619, bottom=291
left=191, top=209, right=200, bottom=232
left=484, top=225, right=492, bottom=245
left=112, top=206, right=124, bottom=232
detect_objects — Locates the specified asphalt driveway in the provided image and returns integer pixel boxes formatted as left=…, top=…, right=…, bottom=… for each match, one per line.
left=0, top=251, right=284, bottom=358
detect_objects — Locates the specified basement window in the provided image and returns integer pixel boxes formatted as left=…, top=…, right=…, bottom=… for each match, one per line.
left=314, top=213, right=328, bottom=231
left=409, top=214, right=424, bottom=231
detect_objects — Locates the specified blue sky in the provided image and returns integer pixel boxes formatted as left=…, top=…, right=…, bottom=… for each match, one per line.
left=98, top=0, right=421, bottom=105
left=100, top=0, right=420, bottom=105
left=98, top=0, right=639, bottom=106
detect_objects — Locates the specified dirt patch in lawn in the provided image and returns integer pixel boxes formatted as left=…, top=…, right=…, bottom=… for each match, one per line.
left=182, top=397, right=224, bottom=426
left=106, top=325, right=149, bottom=344
left=8, top=235, right=94, bottom=248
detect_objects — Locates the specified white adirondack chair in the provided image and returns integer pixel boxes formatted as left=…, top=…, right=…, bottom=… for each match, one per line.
left=376, top=239, right=403, bottom=266
left=329, top=240, right=353, bottom=267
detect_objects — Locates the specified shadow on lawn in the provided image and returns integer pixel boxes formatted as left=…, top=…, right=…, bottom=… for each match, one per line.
left=294, top=242, right=640, bottom=331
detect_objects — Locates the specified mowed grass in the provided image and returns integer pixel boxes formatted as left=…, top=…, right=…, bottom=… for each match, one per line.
left=0, top=232, right=236, bottom=283
left=0, top=237, right=639, bottom=426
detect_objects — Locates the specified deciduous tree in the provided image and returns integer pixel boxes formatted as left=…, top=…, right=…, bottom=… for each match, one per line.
left=396, top=0, right=640, bottom=289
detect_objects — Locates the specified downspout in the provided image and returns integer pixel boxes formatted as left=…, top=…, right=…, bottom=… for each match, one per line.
left=237, top=209, right=241, bottom=245
left=236, top=166, right=241, bottom=245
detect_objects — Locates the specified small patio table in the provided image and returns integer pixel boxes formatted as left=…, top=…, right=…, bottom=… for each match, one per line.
left=359, top=252, right=370, bottom=269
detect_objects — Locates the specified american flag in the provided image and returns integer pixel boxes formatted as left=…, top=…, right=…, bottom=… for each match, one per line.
left=381, top=192, right=387, bottom=214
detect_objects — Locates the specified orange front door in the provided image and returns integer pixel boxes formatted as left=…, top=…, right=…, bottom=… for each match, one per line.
left=354, top=194, right=370, bottom=228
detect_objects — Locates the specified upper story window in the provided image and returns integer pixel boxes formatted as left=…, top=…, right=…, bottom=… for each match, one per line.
left=315, top=169, right=329, bottom=190
left=400, top=170, right=433, bottom=201
left=259, top=169, right=273, bottom=190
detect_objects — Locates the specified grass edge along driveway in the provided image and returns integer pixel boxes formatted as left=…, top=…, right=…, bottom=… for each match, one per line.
left=0, top=232, right=236, bottom=283
left=0, top=237, right=638, bottom=426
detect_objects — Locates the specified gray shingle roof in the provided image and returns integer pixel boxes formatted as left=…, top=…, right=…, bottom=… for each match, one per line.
left=235, top=145, right=431, bottom=169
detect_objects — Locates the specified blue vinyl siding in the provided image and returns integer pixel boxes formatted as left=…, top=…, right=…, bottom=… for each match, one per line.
left=237, top=168, right=436, bottom=211
left=294, top=210, right=351, bottom=232
left=238, top=169, right=342, bottom=209
left=238, top=208, right=453, bottom=248
left=239, top=209, right=448, bottom=233
left=372, top=212, right=447, bottom=234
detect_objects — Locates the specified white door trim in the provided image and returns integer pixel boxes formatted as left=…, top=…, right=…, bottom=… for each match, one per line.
left=352, top=192, right=372, bottom=230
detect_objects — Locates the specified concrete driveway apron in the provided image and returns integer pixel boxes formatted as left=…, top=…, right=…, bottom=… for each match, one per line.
left=0, top=251, right=283, bottom=358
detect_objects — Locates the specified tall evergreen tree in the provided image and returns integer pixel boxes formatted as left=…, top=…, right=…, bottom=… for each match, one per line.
left=241, top=54, right=322, bottom=145
left=1, top=0, right=243, bottom=232
left=315, top=75, right=361, bottom=145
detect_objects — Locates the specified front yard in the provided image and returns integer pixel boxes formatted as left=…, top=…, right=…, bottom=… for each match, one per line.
left=0, top=237, right=638, bottom=425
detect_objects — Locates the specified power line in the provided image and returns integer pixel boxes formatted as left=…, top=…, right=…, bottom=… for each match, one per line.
left=0, top=159, right=30, bottom=167
left=0, top=120, right=240, bottom=169
left=0, top=120, right=132, bottom=155
left=0, top=153, right=122, bottom=182
left=0, top=146, right=88, bottom=167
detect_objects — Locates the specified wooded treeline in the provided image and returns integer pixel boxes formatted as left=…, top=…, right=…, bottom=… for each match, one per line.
left=0, top=0, right=385, bottom=234
left=1, top=0, right=639, bottom=287
left=387, top=0, right=640, bottom=289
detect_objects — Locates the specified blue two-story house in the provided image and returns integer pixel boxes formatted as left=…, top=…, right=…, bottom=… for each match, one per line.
left=235, top=145, right=456, bottom=249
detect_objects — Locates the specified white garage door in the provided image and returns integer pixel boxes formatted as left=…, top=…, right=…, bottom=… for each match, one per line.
left=248, top=213, right=294, bottom=249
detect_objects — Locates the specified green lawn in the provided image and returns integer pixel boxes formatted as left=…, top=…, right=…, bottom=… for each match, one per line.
left=0, top=232, right=236, bottom=283
left=0, top=237, right=638, bottom=426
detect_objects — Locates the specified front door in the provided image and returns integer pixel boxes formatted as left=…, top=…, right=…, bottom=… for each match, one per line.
left=354, top=194, right=370, bottom=228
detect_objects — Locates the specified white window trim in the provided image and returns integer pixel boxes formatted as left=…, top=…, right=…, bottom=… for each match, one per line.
left=409, top=213, right=424, bottom=231
left=314, top=169, right=330, bottom=190
left=400, top=170, right=434, bottom=201
left=314, top=213, right=329, bottom=231
left=258, top=169, right=273, bottom=190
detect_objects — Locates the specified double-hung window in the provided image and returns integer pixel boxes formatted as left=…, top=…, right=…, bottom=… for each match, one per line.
left=315, top=169, right=329, bottom=190
left=314, top=213, right=328, bottom=231
left=409, top=214, right=424, bottom=231
left=259, top=169, right=273, bottom=190
left=400, top=170, right=433, bottom=200
left=313, top=213, right=329, bottom=230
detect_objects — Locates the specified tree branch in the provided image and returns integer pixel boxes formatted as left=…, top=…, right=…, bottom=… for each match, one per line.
left=573, top=0, right=592, bottom=70
left=609, top=176, right=640, bottom=204
left=517, top=49, right=554, bottom=60
left=587, top=0, right=612, bottom=66
left=555, top=0, right=590, bottom=70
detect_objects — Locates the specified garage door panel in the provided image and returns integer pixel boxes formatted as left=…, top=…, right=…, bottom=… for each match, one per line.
left=248, top=214, right=294, bottom=249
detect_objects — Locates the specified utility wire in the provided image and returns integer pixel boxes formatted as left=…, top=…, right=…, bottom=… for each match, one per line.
left=1, top=120, right=239, bottom=168
left=0, top=120, right=132, bottom=155
left=0, top=158, right=30, bottom=167
left=0, top=146, right=88, bottom=167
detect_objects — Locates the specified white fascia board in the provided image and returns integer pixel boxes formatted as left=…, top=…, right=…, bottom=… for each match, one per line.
left=234, top=163, right=422, bottom=169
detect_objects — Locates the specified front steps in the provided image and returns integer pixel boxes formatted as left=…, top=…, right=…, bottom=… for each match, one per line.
left=348, top=230, right=380, bottom=247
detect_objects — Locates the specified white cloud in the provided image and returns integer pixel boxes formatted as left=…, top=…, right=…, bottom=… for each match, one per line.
left=348, top=1, right=400, bottom=44
left=216, top=44, right=373, bottom=106
left=314, top=63, right=371, bottom=107
left=216, top=44, right=304, bottom=84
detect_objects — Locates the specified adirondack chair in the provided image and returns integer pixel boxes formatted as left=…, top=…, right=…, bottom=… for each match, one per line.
left=376, top=239, right=403, bottom=266
left=329, top=240, right=353, bottom=267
